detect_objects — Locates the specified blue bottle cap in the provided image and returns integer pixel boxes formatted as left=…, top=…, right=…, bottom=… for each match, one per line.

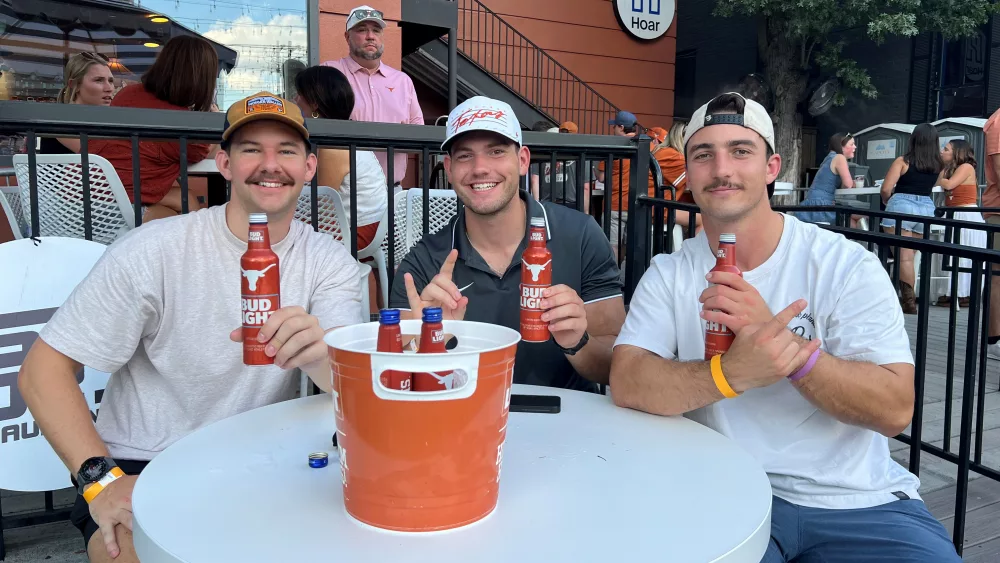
left=422, top=307, right=443, bottom=323
left=379, top=309, right=401, bottom=324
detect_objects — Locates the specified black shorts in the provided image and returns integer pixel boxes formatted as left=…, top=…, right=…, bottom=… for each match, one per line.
left=69, top=459, right=149, bottom=549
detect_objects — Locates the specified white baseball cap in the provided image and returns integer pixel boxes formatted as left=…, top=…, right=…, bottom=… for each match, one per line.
left=346, top=5, right=386, bottom=30
left=441, top=96, right=522, bottom=151
left=684, top=92, right=775, bottom=152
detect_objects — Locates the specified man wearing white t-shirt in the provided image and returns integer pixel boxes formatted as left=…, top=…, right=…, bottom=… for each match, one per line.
left=611, top=93, right=960, bottom=562
left=17, top=92, right=362, bottom=563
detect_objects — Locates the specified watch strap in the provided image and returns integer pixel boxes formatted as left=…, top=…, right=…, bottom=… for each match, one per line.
left=83, top=466, right=125, bottom=503
left=555, top=331, right=589, bottom=355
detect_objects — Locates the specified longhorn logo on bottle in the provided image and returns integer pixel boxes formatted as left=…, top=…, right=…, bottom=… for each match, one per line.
left=704, top=233, right=742, bottom=360
left=242, top=213, right=281, bottom=365
left=520, top=217, right=552, bottom=343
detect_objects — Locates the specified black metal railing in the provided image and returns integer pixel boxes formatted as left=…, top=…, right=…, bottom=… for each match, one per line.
left=626, top=194, right=1000, bottom=556
left=455, top=0, right=622, bottom=135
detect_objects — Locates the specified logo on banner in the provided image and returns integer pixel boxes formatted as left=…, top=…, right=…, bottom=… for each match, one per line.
left=614, top=0, right=674, bottom=41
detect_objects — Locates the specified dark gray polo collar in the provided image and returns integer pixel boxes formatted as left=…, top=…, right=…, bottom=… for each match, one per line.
left=450, top=190, right=551, bottom=278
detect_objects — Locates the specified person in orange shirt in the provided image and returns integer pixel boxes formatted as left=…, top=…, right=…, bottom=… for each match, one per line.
left=596, top=110, right=639, bottom=259
left=91, top=36, right=220, bottom=222
left=649, top=123, right=701, bottom=235
left=935, top=139, right=985, bottom=308
left=982, top=107, right=1000, bottom=359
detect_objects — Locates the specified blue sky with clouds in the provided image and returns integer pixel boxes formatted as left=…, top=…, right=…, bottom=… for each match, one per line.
left=140, top=0, right=308, bottom=107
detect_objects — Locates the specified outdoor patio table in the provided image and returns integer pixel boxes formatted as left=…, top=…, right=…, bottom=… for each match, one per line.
left=132, top=384, right=772, bottom=562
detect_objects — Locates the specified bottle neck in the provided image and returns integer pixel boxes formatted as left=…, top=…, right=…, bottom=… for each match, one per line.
left=716, top=242, right=736, bottom=266
left=248, top=224, right=272, bottom=250
left=527, top=226, right=547, bottom=249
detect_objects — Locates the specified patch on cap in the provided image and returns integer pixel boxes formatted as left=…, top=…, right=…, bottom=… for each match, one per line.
left=246, top=95, right=286, bottom=115
left=441, top=96, right=522, bottom=150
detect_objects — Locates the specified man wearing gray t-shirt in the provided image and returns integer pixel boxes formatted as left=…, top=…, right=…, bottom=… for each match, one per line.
left=18, top=91, right=362, bottom=563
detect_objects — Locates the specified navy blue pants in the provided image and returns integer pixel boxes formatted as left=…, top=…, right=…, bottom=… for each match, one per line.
left=762, top=496, right=961, bottom=562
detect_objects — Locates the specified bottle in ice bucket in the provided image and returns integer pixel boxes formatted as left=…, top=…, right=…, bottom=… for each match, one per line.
left=377, top=309, right=411, bottom=391
left=520, top=216, right=552, bottom=343
left=412, top=307, right=452, bottom=392
left=241, top=213, right=280, bottom=365
left=704, top=233, right=741, bottom=360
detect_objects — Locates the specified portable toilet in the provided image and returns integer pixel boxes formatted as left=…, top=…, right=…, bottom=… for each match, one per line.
left=853, top=123, right=916, bottom=185
left=933, top=117, right=987, bottom=186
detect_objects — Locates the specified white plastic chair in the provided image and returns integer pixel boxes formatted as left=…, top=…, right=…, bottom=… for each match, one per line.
left=295, top=186, right=390, bottom=306
left=404, top=188, right=459, bottom=250
left=0, top=188, right=22, bottom=240
left=381, top=190, right=409, bottom=271
left=12, top=154, right=135, bottom=245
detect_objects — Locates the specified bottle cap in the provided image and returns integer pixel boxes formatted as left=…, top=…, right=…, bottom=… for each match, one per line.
left=249, top=213, right=269, bottom=224
left=719, top=233, right=736, bottom=244
left=379, top=309, right=401, bottom=324
left=530, top=217, right=546, bottom=228
left=422, top=307, right=443, bottom=323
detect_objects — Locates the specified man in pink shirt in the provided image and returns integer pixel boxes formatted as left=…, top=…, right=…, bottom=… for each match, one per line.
left=324, top=5, right=424, bottom=187
left=981, top=107, right=1000, bottom=358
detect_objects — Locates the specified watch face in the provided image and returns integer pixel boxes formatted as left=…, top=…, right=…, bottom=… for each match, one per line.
left=80, top=457, right=110, bottom=483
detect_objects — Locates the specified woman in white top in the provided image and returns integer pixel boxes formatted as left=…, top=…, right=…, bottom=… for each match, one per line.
left=293, top=66, right=388, bottom=250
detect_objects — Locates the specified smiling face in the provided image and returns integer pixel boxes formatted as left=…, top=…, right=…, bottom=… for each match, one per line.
left=444, top=131, right=529, bottom=217
left=346, top=21, right=384, bottom=62
left=73, top=64, right=115, bottom=106
left=217, top=120, right=316, bottom=219
left=685, top=123, right=781, bottom=223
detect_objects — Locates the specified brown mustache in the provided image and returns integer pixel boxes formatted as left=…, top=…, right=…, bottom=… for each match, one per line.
left=705, top=179, right=745, bottom=192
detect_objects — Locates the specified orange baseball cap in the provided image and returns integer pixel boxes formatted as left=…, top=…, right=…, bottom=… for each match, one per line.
left=649, top=127, right=668, bottom=144
left=559, top=121, right=578, bottom=133
left=222, top=91, right=309, bottom=143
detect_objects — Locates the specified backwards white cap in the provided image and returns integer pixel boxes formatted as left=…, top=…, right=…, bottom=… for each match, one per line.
left=442, top=96, right=522, bottom=151
left=683, top=92, right=775, bottom=152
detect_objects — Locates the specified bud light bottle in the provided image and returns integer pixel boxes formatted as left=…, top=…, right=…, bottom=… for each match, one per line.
left=241, top=213, right=280, bottom=365
left=412, top=307, right=452, bottom=391
left=377, top=309, right=411, bottom=391
left=704, top=233, right=741, bottom=360
left=520, top=217, right=552, bottom=343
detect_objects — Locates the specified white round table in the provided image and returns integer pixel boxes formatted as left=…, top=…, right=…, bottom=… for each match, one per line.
left=133, top=385, right=772, bottom=562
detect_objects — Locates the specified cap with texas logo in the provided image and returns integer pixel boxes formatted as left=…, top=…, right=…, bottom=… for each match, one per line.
left=441, top=96, right=522, bottom=151
left=222, top=91, right=309, bottom=145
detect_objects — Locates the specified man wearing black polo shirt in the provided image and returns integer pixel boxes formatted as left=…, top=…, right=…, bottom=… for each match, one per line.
left=389, top=96, right=625, bottom=391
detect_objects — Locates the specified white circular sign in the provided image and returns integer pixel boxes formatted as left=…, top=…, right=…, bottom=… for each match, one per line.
left=0, top=237, right=109, bottom=492
left=614, top=0, right=675, bottom=41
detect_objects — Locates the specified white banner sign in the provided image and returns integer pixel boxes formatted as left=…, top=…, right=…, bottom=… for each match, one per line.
left=866, top=138, right=898, bottom=160
left=0, top=237, right=109, bottom=492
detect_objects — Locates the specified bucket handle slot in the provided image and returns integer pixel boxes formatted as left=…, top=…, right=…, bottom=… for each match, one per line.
left=370, top=353, right=479, bottom=402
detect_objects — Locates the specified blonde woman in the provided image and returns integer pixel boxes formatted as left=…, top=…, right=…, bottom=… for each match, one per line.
left=651, top=121, right=701, bottom=233
left=42, top=52, right=114, bottom=154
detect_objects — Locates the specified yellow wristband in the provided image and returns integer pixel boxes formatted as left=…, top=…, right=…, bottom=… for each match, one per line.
left=710, top=354, right=740, bottom=399
left=82, top=466, right=125, bottom=503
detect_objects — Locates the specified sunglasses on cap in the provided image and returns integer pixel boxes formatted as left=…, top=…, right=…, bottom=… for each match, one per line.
left=350, top=8, right=384, bottom=20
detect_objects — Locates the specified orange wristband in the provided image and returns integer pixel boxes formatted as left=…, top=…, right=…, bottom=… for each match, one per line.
left=82, top=466, right=125, bottom=503
left=710, top=354, right=740, bottom=399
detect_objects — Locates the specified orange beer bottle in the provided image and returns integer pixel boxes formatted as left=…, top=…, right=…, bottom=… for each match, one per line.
left=241, top=213, right=280, bottom=365
left=704, top=233, right=741, bottom=360
left=520, top=217, right=552, bottom=343
left=377, top=309, right=411, bottom=390
left=412, top=307, right=451, bottom=391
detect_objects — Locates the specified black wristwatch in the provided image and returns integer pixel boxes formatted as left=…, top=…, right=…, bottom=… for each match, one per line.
left=76, top=456, right=119, bottom=497
left=555, top=331, right=589, bottom=356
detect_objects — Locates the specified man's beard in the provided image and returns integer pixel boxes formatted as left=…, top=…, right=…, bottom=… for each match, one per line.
left=351, top=43, right=384, bottom=61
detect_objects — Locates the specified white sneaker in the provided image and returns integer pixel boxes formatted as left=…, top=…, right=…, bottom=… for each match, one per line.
left=988, top=342, right=1000, bottom=360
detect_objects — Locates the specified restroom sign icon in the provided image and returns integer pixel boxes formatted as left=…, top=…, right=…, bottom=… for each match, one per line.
left=615, top=0, right=673, bottom=41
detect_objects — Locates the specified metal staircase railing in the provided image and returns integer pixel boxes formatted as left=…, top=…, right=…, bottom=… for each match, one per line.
left=455, top=0, right=622, bottom=134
